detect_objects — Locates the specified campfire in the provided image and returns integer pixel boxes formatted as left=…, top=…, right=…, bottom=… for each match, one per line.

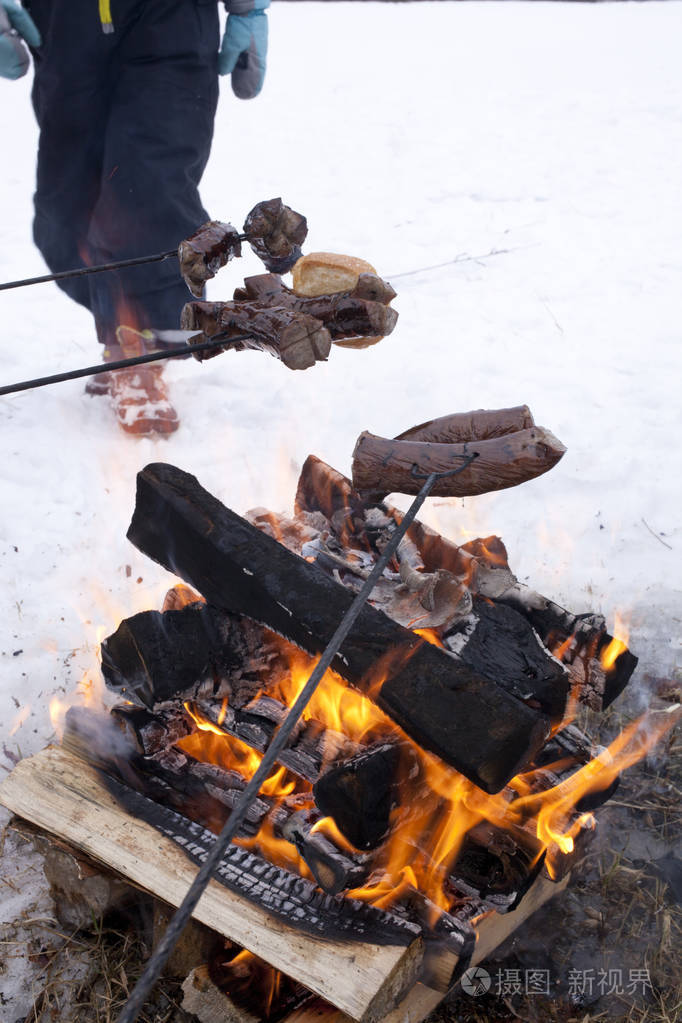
left=1, top=405, right=677, bottom=1023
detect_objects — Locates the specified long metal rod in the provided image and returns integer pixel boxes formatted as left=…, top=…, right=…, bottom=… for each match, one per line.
left=0, top=232, right=250, bottom=292
left=0, top=250, right=178, bottom=292
left=116, top=455, right=477, bottom=1023
left=0, top=332, right=250, bottom=397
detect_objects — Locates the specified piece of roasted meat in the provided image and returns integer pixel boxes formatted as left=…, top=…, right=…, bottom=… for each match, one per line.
left=178, top=221, right=242, bottom=298
left=242, top=198, right=308, bottom=274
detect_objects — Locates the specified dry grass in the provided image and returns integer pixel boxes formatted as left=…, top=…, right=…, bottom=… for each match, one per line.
left=7, top=908, right=191, bottom=1023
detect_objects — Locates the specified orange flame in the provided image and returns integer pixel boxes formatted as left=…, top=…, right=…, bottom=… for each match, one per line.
left=600, top=612, right=630, bottom=672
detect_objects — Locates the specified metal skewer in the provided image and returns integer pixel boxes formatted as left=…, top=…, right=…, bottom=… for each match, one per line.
left=0, top=332, right=251, bottom=397
left=115, top=455, right=478, bottom=1023
left=0, top=250, right=179, bottom=292
left=0, top=234, right=249, bottom=293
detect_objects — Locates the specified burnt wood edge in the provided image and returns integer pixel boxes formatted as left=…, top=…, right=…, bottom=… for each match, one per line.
left=94, top=765, right=423, bottom=948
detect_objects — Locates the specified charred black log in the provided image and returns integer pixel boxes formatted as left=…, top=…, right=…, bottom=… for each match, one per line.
left=352, top=427, right=567, bottom=500
left=313, top=743, right=406, bottom=850
left=476, top=572, right=638, bottom=709
left=444, top=597, right=569, bottom=722
left=242, top=198, right=308, bottom=274
left=101, top=602, right=283, bottom=709
left=110, top=704, right=194, bottom=756
left=127, top=463, right=551, bottom=793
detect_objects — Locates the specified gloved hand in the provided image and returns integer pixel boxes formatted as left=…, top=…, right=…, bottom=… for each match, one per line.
left=219, top=7, right=268, bottom=100
left=0, top=0, right=40, bottom=80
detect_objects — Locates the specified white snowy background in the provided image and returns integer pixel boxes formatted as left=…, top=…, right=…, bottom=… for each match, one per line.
left=0, top=1, right=681, bottom=1014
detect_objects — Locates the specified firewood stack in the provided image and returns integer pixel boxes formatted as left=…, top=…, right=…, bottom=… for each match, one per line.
left=0, top=405, right=654, bottom=1023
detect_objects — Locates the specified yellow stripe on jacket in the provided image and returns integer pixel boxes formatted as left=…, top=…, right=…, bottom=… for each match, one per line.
left=99, top=0, right=114, bottom=33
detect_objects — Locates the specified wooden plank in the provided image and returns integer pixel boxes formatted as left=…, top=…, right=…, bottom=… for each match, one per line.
left=0, top=746, right=422, bottom=1023
left=284, top=872, right=570, bottom=1023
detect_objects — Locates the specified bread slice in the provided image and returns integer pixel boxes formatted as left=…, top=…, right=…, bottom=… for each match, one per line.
left=291, top=252, right=377, bottom=297
left=291, top=252, right=385, bottom=349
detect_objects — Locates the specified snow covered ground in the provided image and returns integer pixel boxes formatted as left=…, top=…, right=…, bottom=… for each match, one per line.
left=0, top=1, right=681, bottom=1013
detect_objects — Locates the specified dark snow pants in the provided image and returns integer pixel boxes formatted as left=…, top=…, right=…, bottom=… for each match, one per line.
left=26, top=0, right=220, bottom=343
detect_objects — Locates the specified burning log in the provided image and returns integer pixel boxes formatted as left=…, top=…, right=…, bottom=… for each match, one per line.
left=181, top=302, right=332, bottom=372
left=108, top=774, right=421, bottom=947
left=313, top=743, right=405, bottom=851
left=127, top=462, right=551, bottom=793
left=101, top=602, right=283, bottom=709
left=243, top=198, right=308, bottom=274
left=98, top=702, right=368, bottom=895
left=444, top=596, right=569, bottom=721
left=351, top=426, right=567, bottom=500
left=196, top=696, right=363, bottom=784
left=178, top=221, right=243, bottom=298
left=475, top=568, right=638, bottom=709
left=275, top=806, right=369, bottom=895
left=64, top=706, right=270, bottom=837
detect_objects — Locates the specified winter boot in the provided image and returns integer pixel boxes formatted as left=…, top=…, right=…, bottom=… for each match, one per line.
left=106, top=326, right=180, bottom=436
left=84, top=340, right=125, bottom=396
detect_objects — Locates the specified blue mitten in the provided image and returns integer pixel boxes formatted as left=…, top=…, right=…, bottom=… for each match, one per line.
left=219, top=4, right=268, bottom=100
left=0, top=0, right=40, bottom=80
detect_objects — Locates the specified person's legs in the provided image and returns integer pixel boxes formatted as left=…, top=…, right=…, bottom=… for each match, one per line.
left=86, top=0, right=220, bottom=341
left=28, top=0, right=112, bottom=311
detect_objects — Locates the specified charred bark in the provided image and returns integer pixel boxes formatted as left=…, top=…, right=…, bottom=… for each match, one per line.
left=444, top=597, right=569, bottom=722
left=276, top=806, right=369, bottom=895
left=313, top=743, right=406, bottom=851
left=100, top=602, right=283, bottom=709
left=110, top=704, right=195, bottom=756
left=196, top=696, right=363, bottom=784
left=101, top=767, right=424, bottom=948
left=352, top=427, right=567, bottom=500
left=476, top=573, right=638, bottom=709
